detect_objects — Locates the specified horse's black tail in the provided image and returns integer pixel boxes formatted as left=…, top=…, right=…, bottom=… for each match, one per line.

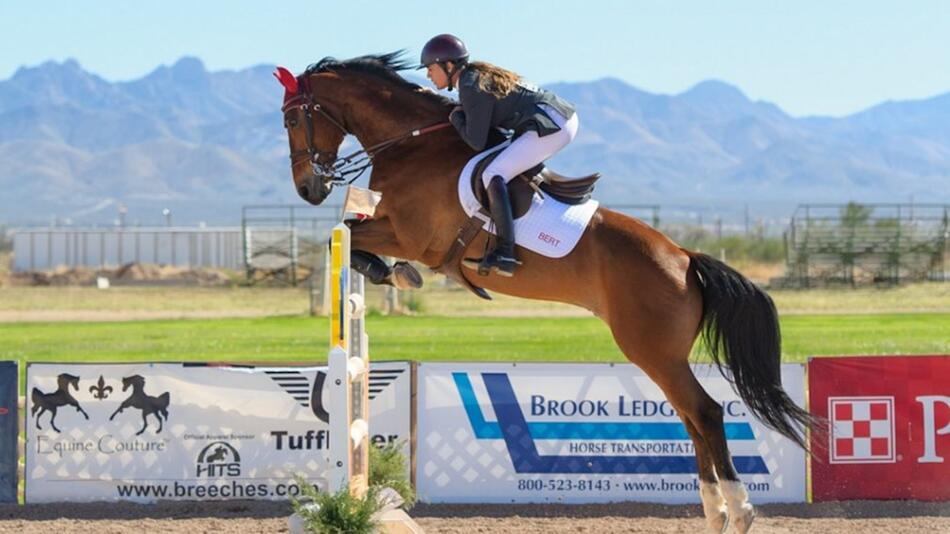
left=30, top=388, right=40, bottom=414
left=690, top=252, right=819, bottom=449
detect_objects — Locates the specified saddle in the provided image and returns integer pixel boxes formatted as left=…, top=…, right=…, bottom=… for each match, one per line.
left=470, top=150, right=601, bottom=217
left=435, top=151, right=601, bottom=301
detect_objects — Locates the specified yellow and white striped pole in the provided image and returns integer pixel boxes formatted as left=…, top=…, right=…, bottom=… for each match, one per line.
left=328, top=223, right=370, bottom=498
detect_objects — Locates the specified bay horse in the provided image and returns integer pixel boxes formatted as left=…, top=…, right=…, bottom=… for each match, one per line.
left=276, top=52, right=814, bottom=533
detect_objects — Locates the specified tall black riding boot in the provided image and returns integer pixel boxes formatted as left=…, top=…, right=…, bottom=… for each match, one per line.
left=463, top=175, right=521, bottom=277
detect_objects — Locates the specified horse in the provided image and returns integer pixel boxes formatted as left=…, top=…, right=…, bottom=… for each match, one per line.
left=31, top=373, right=89, bottom=433
left=109, top=375, right=170, bottom=435
left=206, top=445, right=230, bottom=463
left=275, top=52, right=815, bottom=533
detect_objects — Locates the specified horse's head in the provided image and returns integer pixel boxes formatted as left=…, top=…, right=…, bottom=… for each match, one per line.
left=275, top=52, right=454, bottom=206
left=274, top=66, right=347, bottom=205
left=59, top=373, right=81, bottom=391
left=121, top=375, right=144, bottom=392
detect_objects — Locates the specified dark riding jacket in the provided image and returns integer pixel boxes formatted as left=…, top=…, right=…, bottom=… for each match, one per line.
left=449, top=66, right=576, bottom=151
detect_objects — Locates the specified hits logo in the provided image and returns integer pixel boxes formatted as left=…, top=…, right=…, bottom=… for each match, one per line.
left=196, top=441, right=241, bottom=477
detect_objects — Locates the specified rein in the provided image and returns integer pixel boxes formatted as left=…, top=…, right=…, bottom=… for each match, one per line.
left=282, top=93, right=451, bottom=186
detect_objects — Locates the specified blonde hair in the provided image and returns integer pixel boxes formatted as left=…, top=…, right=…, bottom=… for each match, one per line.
left=467, top=61, right=522, bottom=98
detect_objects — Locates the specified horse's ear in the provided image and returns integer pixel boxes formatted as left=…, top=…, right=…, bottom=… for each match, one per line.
left=273, top=66, right=299, bottom=94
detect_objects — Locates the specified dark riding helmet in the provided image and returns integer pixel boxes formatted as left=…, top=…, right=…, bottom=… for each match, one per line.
left=419, top=34, right=469, bottom=68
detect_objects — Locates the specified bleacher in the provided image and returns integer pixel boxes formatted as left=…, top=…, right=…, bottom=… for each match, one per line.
left=782, top=203, right=948, bottom=287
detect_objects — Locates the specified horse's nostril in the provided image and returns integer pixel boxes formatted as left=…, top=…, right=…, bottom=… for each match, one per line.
left=298, top=185, right=310, bottom=199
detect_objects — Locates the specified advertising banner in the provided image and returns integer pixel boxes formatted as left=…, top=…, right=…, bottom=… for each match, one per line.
left=0, top=361, right=17, bottom=503
left=417, top=362, right=806, bottom=504
left=809, top=355, right=950, bottom=501
left=25, top=362, right=411, bottom=502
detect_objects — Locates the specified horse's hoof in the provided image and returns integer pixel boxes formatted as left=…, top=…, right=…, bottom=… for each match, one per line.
left=706, top=509, right=728, bottom=533
left=390, top=261, right=423, bottom=290
left=730, top=504, right=755, bottom=534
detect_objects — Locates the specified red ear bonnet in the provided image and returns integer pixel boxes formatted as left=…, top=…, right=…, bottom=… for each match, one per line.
left=273, top=66, right=299, bottom=102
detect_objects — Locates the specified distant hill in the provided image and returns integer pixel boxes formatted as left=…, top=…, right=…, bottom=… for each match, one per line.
left=1, top=57, right=948, bottom=226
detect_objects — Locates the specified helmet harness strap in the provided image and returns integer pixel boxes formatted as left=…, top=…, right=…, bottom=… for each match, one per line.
left=439, top=60, right=466, bottom=91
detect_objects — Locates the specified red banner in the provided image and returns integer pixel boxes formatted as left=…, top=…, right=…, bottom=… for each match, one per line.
left=809, top=355, right=950, bottom=501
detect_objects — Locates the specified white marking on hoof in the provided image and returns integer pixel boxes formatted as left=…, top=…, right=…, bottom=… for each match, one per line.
left=731, top=504, right=755, bottom=534
left=700, top=481, right=728, bottom=533
left=720, top=480, right=755, bottom=534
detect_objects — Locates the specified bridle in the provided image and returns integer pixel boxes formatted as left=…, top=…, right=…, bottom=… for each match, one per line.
left=281, top=80, right=452, bottom=189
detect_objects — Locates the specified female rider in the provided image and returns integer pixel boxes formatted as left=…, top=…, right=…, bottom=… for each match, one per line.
left=420, top=34, right=579, bottom=277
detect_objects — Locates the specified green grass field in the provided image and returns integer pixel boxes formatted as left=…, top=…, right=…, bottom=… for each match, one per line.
left=2, top=280, right=948, bottom=392
left=3, top=312, right=947, bottom=366
left=1, top=280, right=948, bottom=316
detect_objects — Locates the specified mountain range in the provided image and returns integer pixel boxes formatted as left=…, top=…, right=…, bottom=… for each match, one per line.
left=1, top=57, right=948, bottom=226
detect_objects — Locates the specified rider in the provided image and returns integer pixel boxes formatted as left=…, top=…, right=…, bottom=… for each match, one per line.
left=420, top=33, right=579, bottom=277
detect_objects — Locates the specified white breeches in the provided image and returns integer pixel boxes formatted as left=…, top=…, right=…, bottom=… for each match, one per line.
left=482, top=104, right=579, bottom=187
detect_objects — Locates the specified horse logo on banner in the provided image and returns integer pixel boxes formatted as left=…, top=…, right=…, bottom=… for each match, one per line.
left=109, top=375, right=171, bottom=435
left=31, top=373, right=89, bottom=433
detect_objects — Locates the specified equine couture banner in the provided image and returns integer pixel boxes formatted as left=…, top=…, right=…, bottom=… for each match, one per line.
left=0, top=361, right=17, bottom=503
left=25, top=362, right=411, bottom=503
left=809, top=355, right=950, bottom=501
left=417, top=362, right=806, bottom=504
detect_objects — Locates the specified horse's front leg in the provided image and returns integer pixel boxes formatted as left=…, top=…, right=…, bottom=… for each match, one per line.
left=347, top=218, right=422, bottom=290
left=109, top=402, right=128, bottom=420
left=73, top=401, right=89, bottom=420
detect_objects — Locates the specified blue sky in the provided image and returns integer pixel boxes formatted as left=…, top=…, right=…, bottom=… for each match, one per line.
left=2, top=1, right=948, bottom=117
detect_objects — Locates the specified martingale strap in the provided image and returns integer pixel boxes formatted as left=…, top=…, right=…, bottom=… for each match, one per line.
left=434, top=215, right=492, bottom=300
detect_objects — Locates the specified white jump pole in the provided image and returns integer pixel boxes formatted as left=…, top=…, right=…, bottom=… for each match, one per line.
left=328, top=223, right=370, bottom=497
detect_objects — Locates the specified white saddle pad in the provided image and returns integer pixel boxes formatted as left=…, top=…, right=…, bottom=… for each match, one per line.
left=457, top=144, right=599, bottom=259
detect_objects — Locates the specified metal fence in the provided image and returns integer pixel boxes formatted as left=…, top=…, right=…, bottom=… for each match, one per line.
left=241, top=205, right=340, bottom=285
left=11, top=227, right=244, bottom=272
left=783, top=203, right=949, bottom=286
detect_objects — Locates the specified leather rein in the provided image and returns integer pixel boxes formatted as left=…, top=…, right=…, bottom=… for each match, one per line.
left=281, top=90, right=451, bottom=186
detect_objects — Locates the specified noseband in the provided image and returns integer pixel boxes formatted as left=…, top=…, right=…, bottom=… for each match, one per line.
left=282, top=92, right=349, bottom=180
left=282, top=83, right=453, bottom=189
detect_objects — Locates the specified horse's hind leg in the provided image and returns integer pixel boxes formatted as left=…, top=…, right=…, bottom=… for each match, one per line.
left=35, top=408, right=45, bottom=430
left=690, top=391, right=755, bottom=533
left=603, top=295, right=735, bottom=532
left=647, top=361, right=733, bottom=533
left=638, top=355, right=755, bottom=532
left=682, top=415, right=728, bottom=533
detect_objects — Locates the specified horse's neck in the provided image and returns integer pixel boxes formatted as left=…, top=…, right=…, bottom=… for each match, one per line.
left=345, top=85, right=447, bottom=148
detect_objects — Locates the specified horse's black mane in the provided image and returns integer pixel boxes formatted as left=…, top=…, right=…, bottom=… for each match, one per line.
left=304, top=50, right=453, bottom=107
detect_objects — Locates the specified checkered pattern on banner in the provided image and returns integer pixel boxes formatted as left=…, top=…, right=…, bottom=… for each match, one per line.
left=829, top=396, right=895, bottom=463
